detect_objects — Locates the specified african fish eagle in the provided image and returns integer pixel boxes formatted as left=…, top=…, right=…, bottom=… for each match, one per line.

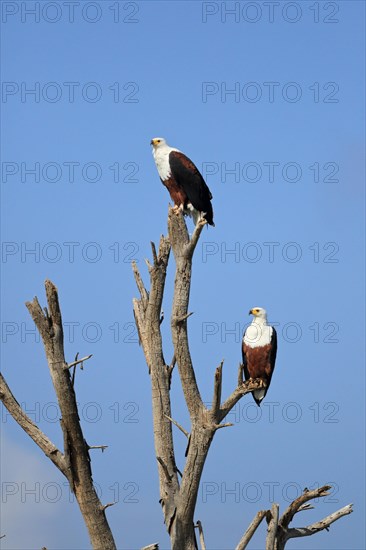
left=151, top=137, right=214, bottom=226
left=242, top=307, right=277, bottom=406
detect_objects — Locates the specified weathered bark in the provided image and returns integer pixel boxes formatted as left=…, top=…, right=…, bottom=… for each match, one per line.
left=1, top=280, right=117, bottom=550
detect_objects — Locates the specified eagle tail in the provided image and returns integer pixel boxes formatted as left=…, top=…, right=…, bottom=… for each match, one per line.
left=253, top=389, right=266, bottom=407
left=185, top=203, right=200, bottom=225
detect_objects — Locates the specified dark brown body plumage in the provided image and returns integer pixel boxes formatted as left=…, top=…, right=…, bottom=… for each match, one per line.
left=242, top=330, right=277, bottom=406
left=162, top=176, right=187, bottom=207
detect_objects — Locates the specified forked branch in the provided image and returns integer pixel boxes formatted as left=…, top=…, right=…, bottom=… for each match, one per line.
left=280, top=484, right=332, bottom=529
left=275, top=485, right=353, bottom=549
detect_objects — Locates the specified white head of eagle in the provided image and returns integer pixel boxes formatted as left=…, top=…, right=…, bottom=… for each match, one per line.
left=151, top=137, right=214, bottom=226
left=242, top=307, right=278, bottom=406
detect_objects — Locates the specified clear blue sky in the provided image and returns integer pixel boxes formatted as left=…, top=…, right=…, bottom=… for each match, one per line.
left=1, top=1, right=365, bottom=549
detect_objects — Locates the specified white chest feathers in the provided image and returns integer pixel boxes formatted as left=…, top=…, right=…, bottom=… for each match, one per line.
left=152, top=146, right=179, bottom=181
left=244, top=322, right=273, bottom=348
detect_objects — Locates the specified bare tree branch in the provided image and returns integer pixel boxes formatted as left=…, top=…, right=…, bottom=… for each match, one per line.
left=185, top=217, right=207, bottom=257
left=218, top=378, right=267, bottom=423
left=297, top=503, right=314, bottom=512
left=235, top=510, right=267, bottom=550
left=284, top=504, right=353, bottom=541
left=168, top=208, right=204, bottom=419
left=66, top=354, right=93, bottom=369
left=132, top=235, right=180, bottom=537
left=25, top=280, right=116, bottom=550
left=266, top=504, right=279, bottom=550
left=0, top=373, right=68, bottom=476
left=87, top=445, right=108, bottom=452
left=279, top=484, right=331, bottom=529
left=213, top=422, right=234, bottom=430
left=195, top=520, right=206, bottom=550
left=150, top=240, right=159, bottom=265
left=211, top=361, right=224, bottom=420
left=164, top=414, right=189, bottom=438
left=132, top=261, right=149, bottom=308
left=275, top=486, right=353, bottom=549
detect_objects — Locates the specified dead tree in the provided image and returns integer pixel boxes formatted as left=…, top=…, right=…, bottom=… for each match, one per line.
left=0, top=281, right=116, bottom=550
left=0, top=209, right=353, bottom=549
left=132, top=207, right=353, bottom=549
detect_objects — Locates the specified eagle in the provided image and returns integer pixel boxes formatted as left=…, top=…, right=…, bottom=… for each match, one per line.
left=151, top=137, right=214, bottom=226
left=242, top=307, right=277, bottom=406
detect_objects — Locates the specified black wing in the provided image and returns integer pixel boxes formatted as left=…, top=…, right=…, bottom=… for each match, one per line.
left=262, top=327, right=277, bottom=401
left=169, top=151, right=214, bottom=225
left=269, top=327, right=278, bottom=381
left=242, top=340, right=250, bottom=383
